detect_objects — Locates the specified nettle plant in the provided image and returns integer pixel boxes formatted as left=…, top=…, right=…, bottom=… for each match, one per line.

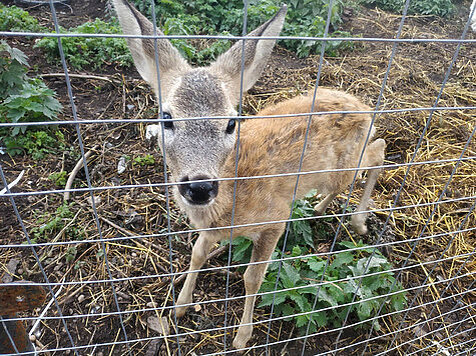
left=228, top=194, right=406, bottom=334
left=0, top=41, right=63, bottom=158
left=132, top=0, right=351, bottom=60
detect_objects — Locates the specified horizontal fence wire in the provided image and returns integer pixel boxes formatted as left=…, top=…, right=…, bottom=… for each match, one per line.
left=1, top=0, right=475, bottom=355
left=2, top=282, right=474, bottom=356
left=0, top=105, right=475, bottom=128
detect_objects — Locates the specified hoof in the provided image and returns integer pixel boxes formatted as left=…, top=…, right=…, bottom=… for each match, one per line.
left=351, top=215, right=368, bottom=235
left=172, top=304, right=189, bottom=319
left=233, top=327, right=252, bottom=350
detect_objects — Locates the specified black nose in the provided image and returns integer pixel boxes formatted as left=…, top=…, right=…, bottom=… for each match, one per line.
left=179, top=175, right=218, bottom=205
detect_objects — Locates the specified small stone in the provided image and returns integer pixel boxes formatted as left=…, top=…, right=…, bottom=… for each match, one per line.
left=117, top=156, right=127, bottom=174
left=131, top=252, right=137, bottom=257
left=194, top=304, right=201, bottom=312
left=147, top=316, right=170, bottom=335
left=78, top=294, right=85, bottom=303
left=87, top=195, right=101, bottom=206
left=146, top=302, right=158, bottom=308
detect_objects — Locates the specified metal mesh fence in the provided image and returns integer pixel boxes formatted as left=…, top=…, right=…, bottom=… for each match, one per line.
left=0, top=0, right=475, bottom=355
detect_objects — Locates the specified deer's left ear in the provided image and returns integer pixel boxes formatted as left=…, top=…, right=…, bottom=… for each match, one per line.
left=209, top=5, right=287, bottom=105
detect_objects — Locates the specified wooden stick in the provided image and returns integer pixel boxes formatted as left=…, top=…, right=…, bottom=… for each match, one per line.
left=64, top=146, right=98, bottom=202
left=40, top=73, right=115, bottom=83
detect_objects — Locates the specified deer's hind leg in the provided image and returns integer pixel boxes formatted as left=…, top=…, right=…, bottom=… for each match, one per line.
left=351, top=138, right=386, bottom=235
left=232, top=224, right=285, bottom=349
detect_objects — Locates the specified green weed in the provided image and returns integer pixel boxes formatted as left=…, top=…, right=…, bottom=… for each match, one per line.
left=29, top=203, right=84, bottom=245
left=48, top=171, right=68, bottom=187
left=0, top=41, right=63, bottom=158
left=35, top=18, right=133, bottom=70
left=131, top=0, right=352, bottom=61
left=0, top=4, right=46, bottom=33
left=226, top=194, right=407, bottom=334
left=133, top=154, right=156, bottom=166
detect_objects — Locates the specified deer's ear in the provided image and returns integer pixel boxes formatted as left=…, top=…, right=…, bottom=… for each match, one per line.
left=113, top=0, right=191, bottom=97
left=210, top=5, right=287, bottom=104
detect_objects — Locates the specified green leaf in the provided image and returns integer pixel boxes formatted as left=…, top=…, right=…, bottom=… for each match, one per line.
left=311, top=310, right=328, bottom=327
left=258, top=291, right=287, bottom=308
left=357, top=256, right=389, bottom=272
left=307, top=258, right=326, bottom=274
left=357, top=300, right=378, bottom=321
left=296, top=314, right=309, bottom=328
left=318, top=287, right=338, bottom=307
left=231, top=236, right=252, bottom=263
left=331, top=251, right=354, bottom=269
left=281, top=262, right=301, bottom=289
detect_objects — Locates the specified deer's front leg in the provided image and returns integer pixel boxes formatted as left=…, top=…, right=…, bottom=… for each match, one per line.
left=233, top=229, right=282, bottom=349
left=174, top=232, right=213, bottom=318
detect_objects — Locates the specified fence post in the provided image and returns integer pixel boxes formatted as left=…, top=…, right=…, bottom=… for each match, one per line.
left=0, top=284, right=46, bottom=354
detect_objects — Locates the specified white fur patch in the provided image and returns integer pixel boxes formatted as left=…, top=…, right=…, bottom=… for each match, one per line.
left=146, top=124, right=161, bottom=140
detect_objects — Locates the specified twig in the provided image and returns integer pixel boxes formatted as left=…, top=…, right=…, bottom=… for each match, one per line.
left=64, top=146, right=98, bottom=202
left=40, top=73, right=115, bottom=83
left=0, top=170, right=25, bottom=195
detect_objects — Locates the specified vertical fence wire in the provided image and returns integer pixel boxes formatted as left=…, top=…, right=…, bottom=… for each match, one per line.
left=148, top=0, right=182, bottom=352
left=46, top=1, right=132, bottom=353
left=0, top=162, right=78, bottom=355
left=0, top=315, right=20, bottom=354
left=330, top=0, right=412, bottom=350
left=222, top=1, right=250, bottom=349
left=357, top=7, right=476, bottom=354
left=265, top=1, right=334, bottom=354
left=333, top=4, right=476, bottom=354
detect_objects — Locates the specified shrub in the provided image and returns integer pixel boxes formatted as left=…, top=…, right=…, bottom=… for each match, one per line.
left=0, top=41, right=63, bottom=158
left=0, top=4, right=46, bottom=33
left=131, top=0, right=352, bottom=61
left=361, top=0, right=454, bottom=17
left=35, top=18, right=133, bottom=70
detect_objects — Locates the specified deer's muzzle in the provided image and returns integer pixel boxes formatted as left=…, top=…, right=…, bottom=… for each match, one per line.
left=179, top=175, right=218, bottom=205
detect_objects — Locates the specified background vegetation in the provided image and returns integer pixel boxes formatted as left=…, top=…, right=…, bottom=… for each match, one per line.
left=0, top=41, right=63, bottom=158
left=360, top=0, right=455, bottom=17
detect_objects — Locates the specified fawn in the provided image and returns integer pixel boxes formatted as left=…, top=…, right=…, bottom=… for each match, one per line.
left=113, top=0, right=385, bottom=349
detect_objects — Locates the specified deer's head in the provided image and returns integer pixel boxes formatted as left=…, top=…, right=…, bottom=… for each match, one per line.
left=113, top=0, right=286, bottom=206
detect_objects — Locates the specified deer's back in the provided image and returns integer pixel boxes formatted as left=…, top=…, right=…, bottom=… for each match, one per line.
left=220, top=89, right=374, bottom=228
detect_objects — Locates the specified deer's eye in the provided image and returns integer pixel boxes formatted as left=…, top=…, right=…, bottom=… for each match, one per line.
left=162, top=112, right=173, bottom=129
left=226, top=119, right=236, bottom=134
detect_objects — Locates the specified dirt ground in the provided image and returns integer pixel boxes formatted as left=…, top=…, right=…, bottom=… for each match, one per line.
left=1, top=0, right=475, bottom=355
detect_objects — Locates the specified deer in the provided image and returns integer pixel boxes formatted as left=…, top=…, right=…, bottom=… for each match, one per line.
left=113, top=0, right=386, bottom=349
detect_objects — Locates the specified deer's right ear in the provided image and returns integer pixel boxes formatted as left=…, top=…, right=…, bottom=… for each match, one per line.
left=112, top=0, right=191, bottom=97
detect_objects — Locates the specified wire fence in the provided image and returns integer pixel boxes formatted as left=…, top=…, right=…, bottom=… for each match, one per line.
left=0, top=0, right=475, bottom=355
